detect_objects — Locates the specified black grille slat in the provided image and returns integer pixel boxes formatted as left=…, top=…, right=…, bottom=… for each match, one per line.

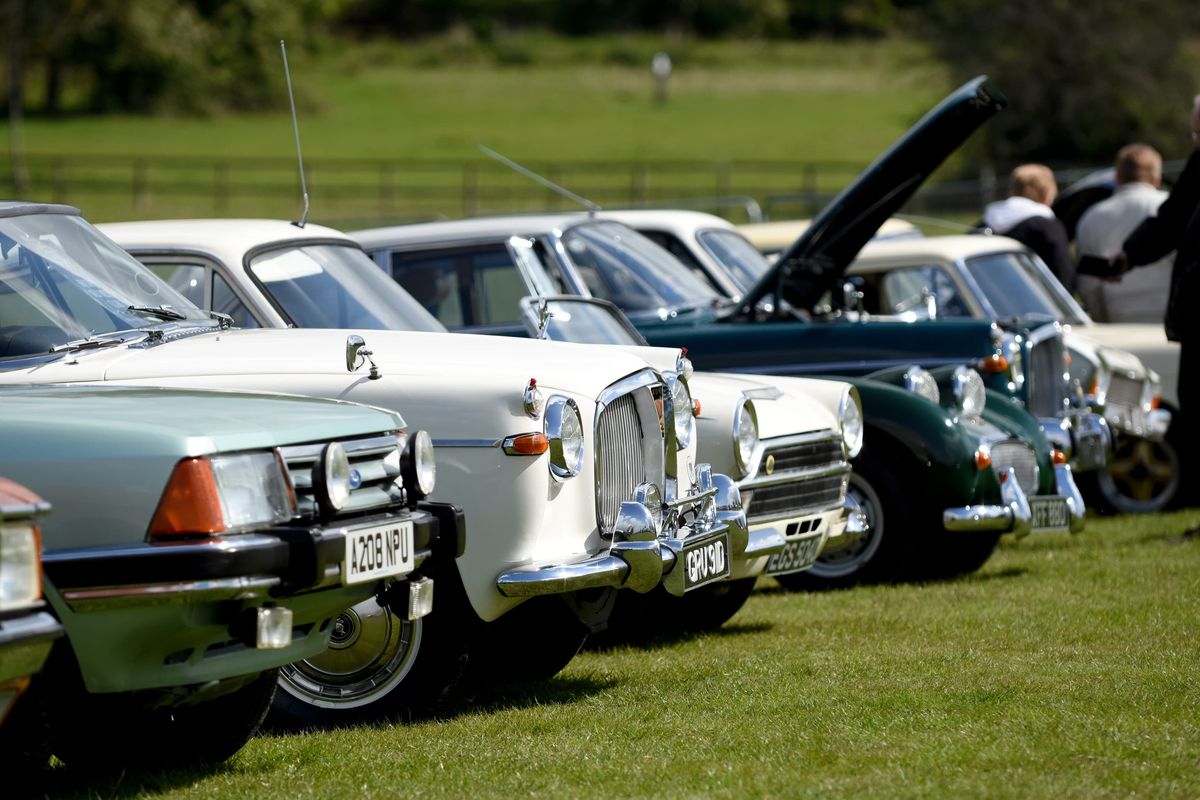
left=765, top=438, right=844, bottom=474
left=746, top=476, right=844, bottom=519
left=596, top=393, right=646, bottom=535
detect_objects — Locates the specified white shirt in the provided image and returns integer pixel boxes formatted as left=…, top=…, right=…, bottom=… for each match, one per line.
left=1075, top=182, right=1172, bottom=323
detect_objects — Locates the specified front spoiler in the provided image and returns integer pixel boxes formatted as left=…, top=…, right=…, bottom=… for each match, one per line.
left=942, top=464, right=1085, bottom=537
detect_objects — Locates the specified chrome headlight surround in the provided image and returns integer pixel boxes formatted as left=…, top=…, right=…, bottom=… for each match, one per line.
left=1002, top=332, right=1025, bottom=389
left=213, top=451, right=298, bottom=526
left=952, top=366, right=987, bottom=418
left=733, top=398, right=759, bottom=477
left=401, top=430, right=437, bottom=502
left=545, top=395, right=586, bottom=479
left=838, top=387, right=864, bottom=459
left=665, top=372, right=695, bottom=452
left=903, top=366, right=941, bottom=405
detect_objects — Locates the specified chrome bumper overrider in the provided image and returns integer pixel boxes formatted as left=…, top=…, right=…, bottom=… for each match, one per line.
left=1040, top=411, right=1111, bottom=473
left=942, top=464, right=1085, bottom=537
left=496, top=465, right=750, bottom=599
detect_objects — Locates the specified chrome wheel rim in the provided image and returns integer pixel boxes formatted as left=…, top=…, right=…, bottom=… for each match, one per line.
left=277, top=598, right=421, bottom=709
left=808, top=474, right=883, bottom=579
left=1098, top=436, right=1179, bottom=513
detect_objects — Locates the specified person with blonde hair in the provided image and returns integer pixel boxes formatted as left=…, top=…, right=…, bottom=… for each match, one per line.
left=1075, top=143, right=1170, bottom=321
left=982, top=163, right=1075, bottom=290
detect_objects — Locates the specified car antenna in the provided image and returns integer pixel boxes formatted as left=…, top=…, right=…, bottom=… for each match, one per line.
left=478, top=145, right=601, bottom=216
left=280, top=40, right=309, bottom=228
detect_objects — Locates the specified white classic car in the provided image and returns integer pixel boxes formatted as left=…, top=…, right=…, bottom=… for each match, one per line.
left=101, top=219, right=861, bottom=632
left=0, top=203, right=745, bottom=726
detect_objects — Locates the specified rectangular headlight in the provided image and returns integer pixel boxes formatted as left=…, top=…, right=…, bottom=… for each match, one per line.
left=0, top=524, right=41, bottom=612
left=210, top=452, right=295, bottom=531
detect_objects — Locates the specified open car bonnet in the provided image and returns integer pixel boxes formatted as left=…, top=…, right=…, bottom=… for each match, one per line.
left=737, top=76, right=1007, bottom=317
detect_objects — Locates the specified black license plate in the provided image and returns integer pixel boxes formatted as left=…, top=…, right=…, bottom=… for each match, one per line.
left=682, top=533, right=731, bottom=591
left=765, top=535, right=824, bottom=576
left=1030, top=497, right=1069, bottom=531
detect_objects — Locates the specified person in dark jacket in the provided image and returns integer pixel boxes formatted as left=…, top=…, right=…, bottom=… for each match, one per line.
left=1112, top=96, right=1200, bottom=531
left=982, top=163, right=1076, bottom=291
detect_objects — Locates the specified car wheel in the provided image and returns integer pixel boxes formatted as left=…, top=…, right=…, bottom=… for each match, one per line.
left=666, top=577, right=757, bottom=631
left=1086, top=432, right=1181, bottom=514
left=914, top=531, right=1003, bottom=580
left=272, top=566, right=471, bottom=727
left=775, top=449, right=915, bottom=590
left=465, top=595, right=592, bottom=684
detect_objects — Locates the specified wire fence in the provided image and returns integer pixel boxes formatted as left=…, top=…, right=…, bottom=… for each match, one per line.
left=1, top=153, right=1026, bottom=229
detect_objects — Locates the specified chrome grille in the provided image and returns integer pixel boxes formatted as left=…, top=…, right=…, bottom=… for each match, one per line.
left=990, top=440, right=1039, bottom=495
left=1106, top=374, right=1141, bottom=410
left=1026, top=334, right=1068, bottom=418
left=280, top=433, right=402, bottom=518
left=596, top=392, right=647, bottom=535
left=765, top=437, right=844, bottom=473
left=742, top=433, right=848, bottom=524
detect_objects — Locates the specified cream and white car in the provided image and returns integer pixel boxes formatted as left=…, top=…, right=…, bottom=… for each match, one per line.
left=0, top=203, right=745, bottom=727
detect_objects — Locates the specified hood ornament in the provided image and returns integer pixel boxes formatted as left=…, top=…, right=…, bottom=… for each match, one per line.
left=346, top=335, right=382, bottom=380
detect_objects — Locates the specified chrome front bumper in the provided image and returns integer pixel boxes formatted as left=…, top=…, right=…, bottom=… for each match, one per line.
left=942, top=464, right=1085, bottom=537
left=1040, top=411, right=1111, bottom=473
left=496, top=464, right=750, bottom=599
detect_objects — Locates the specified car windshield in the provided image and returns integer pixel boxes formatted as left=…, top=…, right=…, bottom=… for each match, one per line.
left=248, top=244, right=445, bottom=332
left=560, top=221, right=720, bottom=313
left=963, top=251, right=1085, bottom=323
left=0, top=213, right=210, bottom=359
left=520, top=298, right=644, bottom=346
left=695, top=229, right=770, bottom=293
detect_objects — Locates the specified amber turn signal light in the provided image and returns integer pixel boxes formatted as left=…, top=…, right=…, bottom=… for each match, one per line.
left=503, top=432, right=549, bottom=456
left=148, top=458, right=225, bottom=538
left=974, top=448, right=991, bottom=470
left=1051, top=449, right=1068, bottom=465
left=979, top=354, right=1008, bottom=373
left=692, top=398, right=702, bottom=417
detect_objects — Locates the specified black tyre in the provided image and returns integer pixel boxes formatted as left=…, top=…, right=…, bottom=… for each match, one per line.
left=1082, top=430, right=1181, bottom=515
left=776, top=448, right=917, bottom=590
left=913, top=531, right=1003, bottom=580
left=589, top=577, right=756, bottom=647
left=272, top=566, right=471, bottom=727
left=465, top=595, right=591, bottom=685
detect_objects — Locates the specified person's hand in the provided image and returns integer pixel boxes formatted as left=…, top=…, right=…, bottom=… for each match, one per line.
left=1105, top=250, right=1130, bottom=282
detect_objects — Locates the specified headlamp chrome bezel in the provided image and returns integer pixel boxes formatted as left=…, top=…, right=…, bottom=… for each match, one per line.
left=903, top=366, right=941, bottom=405
left=838, top=387, right=865, bottom=459
left=665, top=372, right=695, bottom=452
left=951, top=366, right=987, bottom=418
left=545, top=395, right=586, bottom=479
left=401, top=430, right=437, bottom=502
left=732, top=399, right=759, bottom=477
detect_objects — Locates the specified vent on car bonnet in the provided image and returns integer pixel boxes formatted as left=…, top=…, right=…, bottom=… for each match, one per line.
left=280, top=433, right=403, bottom=517
left=989, top=440, right=1040, bottom=495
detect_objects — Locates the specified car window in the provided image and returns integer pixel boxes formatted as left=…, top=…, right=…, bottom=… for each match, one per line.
left=963, top=252, right=1068, bottom=321
left=212, top=272, right=260, bottom=329
left=146, top=263, right=206, bottom=308
left=391, top=244, right=530, bottom=329
left=638, top=230, right=723, bottom=292
left=863, top=264, right=971, bottom=319
left=695, top=229, right=770, bottom=293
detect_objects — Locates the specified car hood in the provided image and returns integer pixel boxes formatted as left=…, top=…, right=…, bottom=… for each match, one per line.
left=737, top=76, right=1007, bottom=317
left=97, top=327, right=666, bottom=400
left=688, top=371, right=839, bottom=439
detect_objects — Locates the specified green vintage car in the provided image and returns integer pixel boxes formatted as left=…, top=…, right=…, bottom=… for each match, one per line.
left=0, top=384, right=457, bottom=769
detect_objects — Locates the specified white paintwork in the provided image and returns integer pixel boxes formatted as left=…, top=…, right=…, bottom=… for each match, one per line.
left=739, top=217, right=921, bottom=254
left=1069, top=324, right=1179, bottom=407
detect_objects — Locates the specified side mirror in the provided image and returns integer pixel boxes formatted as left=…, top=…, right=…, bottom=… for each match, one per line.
left=346, top=334, right=382, bottom=379
left=841, top=277, right=866, bottom=313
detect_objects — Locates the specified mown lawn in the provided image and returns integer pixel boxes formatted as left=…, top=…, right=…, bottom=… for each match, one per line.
left=30, top=510, right=1200, bottom=799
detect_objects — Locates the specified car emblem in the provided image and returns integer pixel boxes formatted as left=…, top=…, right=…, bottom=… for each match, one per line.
left=348, top=468, right=363, bottom=490
left=765, top=455, right=775, bottom=475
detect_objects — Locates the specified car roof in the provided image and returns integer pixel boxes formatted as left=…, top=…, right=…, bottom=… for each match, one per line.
left=599, top=209, right=739, bottom=235
left=352, top=213, right=605, bottom=248
left=99, top=218, right=355, bottom=263
left=855, top=233, right=1026, bottom=264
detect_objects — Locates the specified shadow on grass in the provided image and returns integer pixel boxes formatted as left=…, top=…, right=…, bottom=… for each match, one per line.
left=12, top=760, right=236, bottom=800
left=587, top=620, right=773, bottom=653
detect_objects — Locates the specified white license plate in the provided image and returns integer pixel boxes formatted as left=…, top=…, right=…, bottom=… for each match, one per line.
left=1030, top=497, right=1070, bottom=531
left=765, top=534, right=824, bottom=576
left=682, top=533, right=731, bottom=591
left=343, top=521, right=414, bottom=585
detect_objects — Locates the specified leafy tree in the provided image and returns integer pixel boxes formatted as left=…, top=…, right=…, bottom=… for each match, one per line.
left=920, top=0, right=1197, bottom=163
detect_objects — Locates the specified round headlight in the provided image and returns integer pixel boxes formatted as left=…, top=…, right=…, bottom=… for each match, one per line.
left=952, top=366, right=987, bottom=418
left=903, top=367, right=941, bottom=405
left=733, top=400, right=759, bottom=476
left=668, top=375, right=695, bottom=450
left=839, top=388, right=864, bottom=459
left=545, top=395, right=586, bottom=479
left=317, top=442, right=352, bottom=512
left=401, top=430, right=436, bottom=502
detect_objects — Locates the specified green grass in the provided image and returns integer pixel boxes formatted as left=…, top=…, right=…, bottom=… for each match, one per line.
left=30, top=510, right=1200, bottom=799
left=0, top=36, right=952, bottom=224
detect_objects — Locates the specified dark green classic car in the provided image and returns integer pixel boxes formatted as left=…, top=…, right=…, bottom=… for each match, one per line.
left=353, top=78, right=1091, bottom=588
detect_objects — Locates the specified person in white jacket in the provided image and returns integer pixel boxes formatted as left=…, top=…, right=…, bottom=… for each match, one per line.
left=982, top=164, right=1075, bottom=291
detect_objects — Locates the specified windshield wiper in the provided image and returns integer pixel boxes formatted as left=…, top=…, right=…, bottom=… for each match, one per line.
left=128, top=304, right=187, bottom=321
left=48, top=335, right=131, bottom=354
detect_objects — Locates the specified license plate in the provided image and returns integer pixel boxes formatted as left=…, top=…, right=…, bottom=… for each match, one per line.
left=681, top=533, right=731, bottom=591
left=1030, top=497, right=1070, bottom=531
left=765, top=535, right=824, bottom=576
left=343, top=521, right=414, bottom=585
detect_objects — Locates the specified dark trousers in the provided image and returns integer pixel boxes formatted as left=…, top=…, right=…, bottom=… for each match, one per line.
left=1179, top=340, right=1198, bottom=490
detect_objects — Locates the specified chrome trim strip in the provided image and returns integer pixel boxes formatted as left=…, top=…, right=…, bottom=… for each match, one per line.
left=61, top=576, right=281, bottom=610
left=432, top=438, right=503, bottom=448
left=740, top=462, right=852, bottom=491
left=597, top=368, right=662, bottom=408
left=281, top=433, right=402, bottom=461
left=741, top=386, right=783, bottom=401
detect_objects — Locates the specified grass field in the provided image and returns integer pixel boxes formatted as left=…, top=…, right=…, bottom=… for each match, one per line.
left=29, top=510, right=1200, bottom=799
left=0, top=36, right=955, bottom=224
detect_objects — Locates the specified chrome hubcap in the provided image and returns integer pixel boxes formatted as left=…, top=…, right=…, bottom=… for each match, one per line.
left=1100, top=436, right=1179, bottom=511
left=808, top=475, right=883, bottom=579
